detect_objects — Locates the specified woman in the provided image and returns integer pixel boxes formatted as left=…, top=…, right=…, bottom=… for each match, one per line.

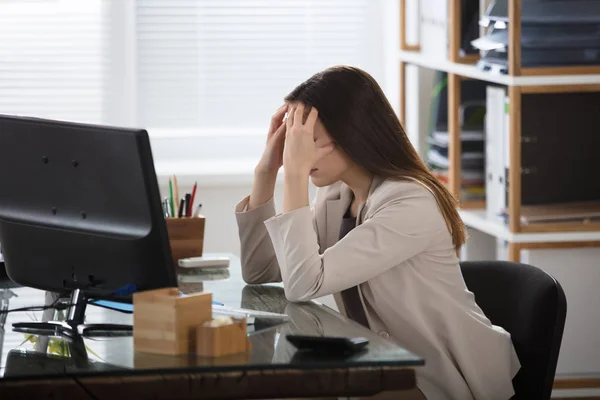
left=235, top=66, right=520, bottom=400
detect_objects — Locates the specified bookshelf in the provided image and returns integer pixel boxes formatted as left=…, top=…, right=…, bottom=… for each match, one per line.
left=399, top=1, right=600, bottom=391
left=399, top=0, right=600, bottom=252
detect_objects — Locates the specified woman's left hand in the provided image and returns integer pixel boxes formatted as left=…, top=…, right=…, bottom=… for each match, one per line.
left=283, top=104, right=335, bottom=177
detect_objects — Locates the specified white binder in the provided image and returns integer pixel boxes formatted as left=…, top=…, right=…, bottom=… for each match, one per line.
left=485, top=86, right=507, bottom=222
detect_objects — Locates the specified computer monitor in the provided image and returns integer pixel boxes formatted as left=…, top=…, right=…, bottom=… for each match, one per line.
left=0, top=114, right=177, bottom=336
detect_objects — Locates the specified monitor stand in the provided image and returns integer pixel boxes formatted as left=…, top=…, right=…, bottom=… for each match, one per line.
left=12, top=289, right=132, bottom=338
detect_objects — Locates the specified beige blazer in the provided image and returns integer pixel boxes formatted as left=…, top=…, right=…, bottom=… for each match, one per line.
left=236, top=176, right=520, bottom=400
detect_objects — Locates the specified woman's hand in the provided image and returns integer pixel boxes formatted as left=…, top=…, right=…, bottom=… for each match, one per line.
left=282, top=104, right=335, bottom=213
left=283, top=104, right=334, bottom=177
left=255, top=104, right=288, bottom=175
left=248, top=104, right=288, bottom=210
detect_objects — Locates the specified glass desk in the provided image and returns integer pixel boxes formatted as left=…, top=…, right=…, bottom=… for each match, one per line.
left=0, top=254, right=423, bottom=399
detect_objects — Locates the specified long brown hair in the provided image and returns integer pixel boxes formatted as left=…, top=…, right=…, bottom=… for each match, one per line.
left=285, top=65, right=466, bottom=252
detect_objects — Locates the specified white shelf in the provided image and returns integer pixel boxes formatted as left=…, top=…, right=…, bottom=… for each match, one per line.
left=399, top=51, right=600, bottom=87
left=459, top=209, right=600, bottom=243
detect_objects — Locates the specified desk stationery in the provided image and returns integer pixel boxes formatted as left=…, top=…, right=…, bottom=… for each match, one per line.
left=0, top=254, right=423, bottom=399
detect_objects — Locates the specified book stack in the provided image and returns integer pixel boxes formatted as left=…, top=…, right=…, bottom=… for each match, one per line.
left=426, top=72, right=487, bottom=202
left=474, top=0, right=600, bottom=74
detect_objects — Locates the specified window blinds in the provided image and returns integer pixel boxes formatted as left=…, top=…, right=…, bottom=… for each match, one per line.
left=0, top=0, right=383, bottom=133
left=0, top=0, right=109, bottom=124
left=136, top=0, right=383, bottom=131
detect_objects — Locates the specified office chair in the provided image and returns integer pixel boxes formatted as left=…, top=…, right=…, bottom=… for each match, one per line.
left=460, top=261, right=567, bottom=400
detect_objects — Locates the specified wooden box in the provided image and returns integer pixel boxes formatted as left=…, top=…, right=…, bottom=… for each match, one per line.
left=133, top=288, right=212, bottom=355
left=166, top=216, right=205, bottom=263
left=196, top=318, right=251, bottom=358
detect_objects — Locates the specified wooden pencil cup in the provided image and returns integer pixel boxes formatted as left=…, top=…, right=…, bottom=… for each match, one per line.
left=133, top=288, right=212, bottom=355
left=196, top=317, right=251, bottom=358
left=166, top=216, right=205, bottom=263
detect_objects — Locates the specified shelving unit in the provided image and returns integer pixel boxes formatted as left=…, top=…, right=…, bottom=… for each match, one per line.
left=398, top=50, right=600, bottom=86
left=399, top=0, right=600, bottom=254
left=399, top=1, right=600, bottom=392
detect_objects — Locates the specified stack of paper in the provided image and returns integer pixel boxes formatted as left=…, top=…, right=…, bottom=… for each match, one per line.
left=498, top=201, right=600, bottom=225
left=426, top=72, right=487, bottom=202
left=475, top=0, right=600, bottom=74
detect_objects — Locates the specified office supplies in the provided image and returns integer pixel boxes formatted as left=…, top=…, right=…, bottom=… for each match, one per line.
left=89, top=298, right=226, bottom=314
left=178, top=255, right=230, bottom=269
left=185, top=193, right=191, bottom=217
left=168, top=178, right=175, bottom=217
left=178, top=268, right=230, bottom=283
left=485, top=86, right=507, bottom=222
left=195, top=204, right=203, bottom=217
left=162, top=198, right=170, bottom=218
left=483, top=0, right=600, bottom=24
left=0, top=114, right=177, bottom=338
left=178, top=199, right=185, bottom=218
left=165, top=216, right=205, bottom=261
left=196, top=316, right=250, bottom=357
left=133, top=288, right=212, bottom=355
left=189, top=181, right=197, bottom=216
left=90, top=299, right=134, bottom=313
left=286, top=335, right=369, bottom=354
left=211, top=304, right=289, bottom=324
left=518, top=201, right=600, bottom=225
left=173, top=175, right=180, bottom=216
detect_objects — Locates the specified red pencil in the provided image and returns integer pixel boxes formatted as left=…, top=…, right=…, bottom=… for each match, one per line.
left=188, top=181, right=197, bottom=217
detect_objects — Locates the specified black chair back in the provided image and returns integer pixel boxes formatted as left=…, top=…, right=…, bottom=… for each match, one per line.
left=460, top=261, right=567, bottom=400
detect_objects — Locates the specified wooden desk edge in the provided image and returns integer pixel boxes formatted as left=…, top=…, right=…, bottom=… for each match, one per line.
left=0, top=366, right=416, bottom=399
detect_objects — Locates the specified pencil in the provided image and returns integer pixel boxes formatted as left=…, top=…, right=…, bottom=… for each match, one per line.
left=173, top=175, right=180, bottom=216
left=189, top=181, right=197, bottom=216
left=168, top=178, right=175, bottom=217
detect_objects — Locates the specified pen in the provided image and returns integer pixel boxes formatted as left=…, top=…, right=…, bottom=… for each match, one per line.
left=178, top=198, right=185, bottom=218
left=163, top=198, right=170, bottom=217
left=168, top=178, right=175, bottom=217
left=185, top=193, right=192, bottom=217
left=189, top=181, right=197, bottom=217
left=195, top=203, right=203, bottom=217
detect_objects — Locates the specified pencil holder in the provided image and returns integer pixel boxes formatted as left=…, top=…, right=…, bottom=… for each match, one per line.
left=133, top=288, right=212, bottom=355
left=196, top=317, right=251, bottom=358
left=166, top=216, right=205, bottom=263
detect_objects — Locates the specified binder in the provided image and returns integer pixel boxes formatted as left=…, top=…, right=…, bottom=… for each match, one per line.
left=419, top=0, right=481, bottom=59
left=519, top=91, right=600, bottom=205
left=419, top=0, right=449, bottom=59
left=485, top=86, right=507, bottom=221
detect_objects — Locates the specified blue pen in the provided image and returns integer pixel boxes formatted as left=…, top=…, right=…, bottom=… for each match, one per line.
left=212, top=301, right=224, bottom=306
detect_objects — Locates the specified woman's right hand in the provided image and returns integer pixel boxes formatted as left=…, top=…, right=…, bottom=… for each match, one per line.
left=255, top=103, right=288, bottom=175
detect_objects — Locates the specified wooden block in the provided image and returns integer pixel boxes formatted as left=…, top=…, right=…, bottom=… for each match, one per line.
left=166, top=217, right=205, bottom=262
left=196, top=317, right=251, bottom=358
left=133, top=288, right=212, bottom=355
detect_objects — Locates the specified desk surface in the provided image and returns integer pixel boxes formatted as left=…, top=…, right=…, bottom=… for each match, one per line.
left=0, top=254, right=423, bottom=399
